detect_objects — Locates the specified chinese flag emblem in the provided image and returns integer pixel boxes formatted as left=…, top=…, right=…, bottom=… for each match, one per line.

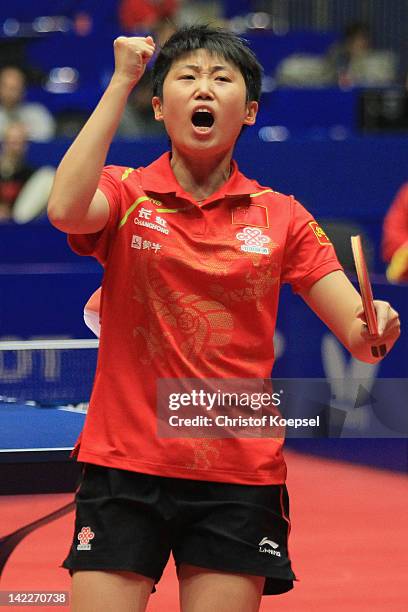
left=309, top=221, right=331, bottom=245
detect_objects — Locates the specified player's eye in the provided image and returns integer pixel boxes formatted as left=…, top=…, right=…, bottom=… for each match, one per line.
left=180, top=74, right=195, bottom=80
left=216, top=76, right=231, bottom=82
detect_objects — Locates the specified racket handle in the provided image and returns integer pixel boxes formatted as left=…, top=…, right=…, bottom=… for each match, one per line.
left=371, top=344, right=387, bottom=358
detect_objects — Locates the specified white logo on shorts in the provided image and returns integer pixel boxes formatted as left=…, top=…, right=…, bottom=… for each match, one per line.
left=258, top=537, right=281, bottom=556
left=77, top=526, right=95, bottom=551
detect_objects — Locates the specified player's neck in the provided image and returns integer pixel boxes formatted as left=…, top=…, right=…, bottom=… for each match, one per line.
left=170, top=148, right=233, bottom=203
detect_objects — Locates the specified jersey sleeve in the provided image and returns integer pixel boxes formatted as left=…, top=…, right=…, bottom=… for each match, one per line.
left=281, top=197, right=343, bottom=293
left=67, top=165, right=124, bottom=265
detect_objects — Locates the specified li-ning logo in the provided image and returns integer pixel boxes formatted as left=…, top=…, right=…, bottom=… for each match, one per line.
left=236, top=227, right=270, bottom=254
left=77, top=526, right=95, bottom=551
left=258, top=537, right=281, bottom=556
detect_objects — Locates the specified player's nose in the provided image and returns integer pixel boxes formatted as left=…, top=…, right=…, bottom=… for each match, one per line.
left=194, top=76, right=214, bottom=99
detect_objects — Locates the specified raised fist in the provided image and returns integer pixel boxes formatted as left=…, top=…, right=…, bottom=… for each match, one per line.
left=113, top=35, right=155, bottom=86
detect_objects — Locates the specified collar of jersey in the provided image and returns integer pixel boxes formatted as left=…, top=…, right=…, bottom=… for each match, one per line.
left=140, top=152, right=257, bottom=205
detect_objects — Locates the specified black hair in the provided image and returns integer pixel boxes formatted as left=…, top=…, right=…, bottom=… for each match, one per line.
left=152, top=24, right=263, bottom=102
left=344, top=21, right=370, bottom=42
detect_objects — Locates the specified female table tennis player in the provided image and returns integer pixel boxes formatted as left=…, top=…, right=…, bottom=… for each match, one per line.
left=48, top=25, right=400, bottom=612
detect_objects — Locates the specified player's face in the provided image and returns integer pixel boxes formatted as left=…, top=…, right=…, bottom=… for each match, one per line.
left=152, top=49, right=258, bottom=156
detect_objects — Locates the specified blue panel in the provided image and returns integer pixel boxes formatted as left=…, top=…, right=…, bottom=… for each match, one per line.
left=0, top=221, right=89, bottom=263
left=0, top=267, right=101, bottom=337
left=27, top=33, right=115, bottom=85
left=222, top=0, right=252, bottom=18
left=257, top=89, right=358, bottom=129
left=26, top=85, right=103, bottom=114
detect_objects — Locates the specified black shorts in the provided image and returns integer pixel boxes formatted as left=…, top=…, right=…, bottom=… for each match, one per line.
left=62, top=464, right=297, bottom=596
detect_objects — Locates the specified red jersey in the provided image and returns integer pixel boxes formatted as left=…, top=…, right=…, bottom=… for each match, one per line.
left=69, top=152, right=342, bottom=484
left=382, top=183, right=408, bottom=265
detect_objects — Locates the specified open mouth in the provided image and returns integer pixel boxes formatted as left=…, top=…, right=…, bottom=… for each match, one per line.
left=191, top=109, right=215, bottom=129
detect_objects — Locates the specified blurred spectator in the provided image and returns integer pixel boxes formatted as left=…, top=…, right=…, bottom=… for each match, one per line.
left=326, top=22, right=397, bottom=87
left=119, top=0, right=179, bottom=44
left=0, top=122, right=33, bottom=221
left=382, top=183, right=408, bottom=282
left=0, top=122, right=55, bottom=223
left=117, top=71, right=165, bottom=138
left=178, top=1, right=223, bottom=27
left=275, top=54, right=333, bottom=88
left=0, top=66, right=56, bottom=142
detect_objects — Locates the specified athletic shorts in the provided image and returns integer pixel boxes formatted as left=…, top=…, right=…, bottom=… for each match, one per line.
left=62, top=464, right=297, bottom=595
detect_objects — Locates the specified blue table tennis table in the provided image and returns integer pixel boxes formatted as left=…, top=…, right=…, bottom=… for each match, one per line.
left=0, top=403, right=86, bottom=494
left=0, top=403, right=85, bottom=461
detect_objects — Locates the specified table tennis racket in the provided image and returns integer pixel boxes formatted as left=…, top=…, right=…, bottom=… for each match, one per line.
left=351, top=235, right=387, bottom=358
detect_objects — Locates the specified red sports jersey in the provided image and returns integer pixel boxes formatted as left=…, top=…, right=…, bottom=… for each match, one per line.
left=382, top=183, right=408, bottom=264
left=69, top=153, right=342, bottom=484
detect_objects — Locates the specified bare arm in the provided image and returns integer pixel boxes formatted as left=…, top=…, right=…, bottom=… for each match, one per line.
left=300, top=270, right=400, bottom=363
left=47, top=36, right=155, bottom=234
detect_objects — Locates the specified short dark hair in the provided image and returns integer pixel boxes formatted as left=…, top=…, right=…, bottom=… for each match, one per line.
left=152, top=25, right=263, bottom=102
left=344, top=21, right=370, bottom=42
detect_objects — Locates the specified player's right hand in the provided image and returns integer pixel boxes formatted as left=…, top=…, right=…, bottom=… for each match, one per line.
left=113, top=35, right=156, bottom=86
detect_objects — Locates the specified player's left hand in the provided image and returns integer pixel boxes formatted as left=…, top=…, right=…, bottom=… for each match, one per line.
left=356, top=299, right=401, bottom=350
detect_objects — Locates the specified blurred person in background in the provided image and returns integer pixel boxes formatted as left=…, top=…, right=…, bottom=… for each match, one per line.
left=0, top=122, right=55, bottom=223
left=325, top=21, right=397, bottom=87
left=382, top=183, right=408, bottom=283
left=327, top=22, right=371, bottom=82
left=119, top=0, right=179, bottom=44
left=118, top=0, right=224, bottom=44
left=0, top=66, right=56, bottom=142
left=177, top=1, right=223, bottom=27
left=117, top=70, right=166, bottom=137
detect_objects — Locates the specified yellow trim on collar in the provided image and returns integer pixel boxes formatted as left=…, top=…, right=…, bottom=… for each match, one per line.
left=250, top=189, right=273, bottom=198
left=156, top=208, right=182, bottom=213
left=121, top=168, right=134, bottom=181
left=118, top=196, right=150, bottom=228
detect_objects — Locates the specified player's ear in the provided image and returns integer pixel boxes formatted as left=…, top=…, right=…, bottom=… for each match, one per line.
left=152, top=96, right=164, bottom=121
left=243, top=101, right=258, bottom=126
